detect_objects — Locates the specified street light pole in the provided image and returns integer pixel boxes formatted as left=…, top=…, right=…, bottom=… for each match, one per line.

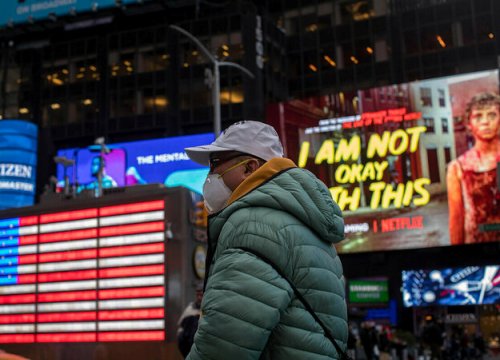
left=169, top=25, right=255, bottom=136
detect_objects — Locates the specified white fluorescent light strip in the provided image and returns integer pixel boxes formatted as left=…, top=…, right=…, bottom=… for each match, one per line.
left=38, top=301, right=96, bottom=312
left=18, top=225, right=38, bottom=235
left=18, top=245, right=37, bottom=255
left=39, top=239, right=97, bottom=253
left=39, top=218, right=98, bottom=233
left=98, top=297, right=164, bottom=310
left=99, top=254, right=163, bottom=268
left=39, top=280, right=97, bottom=293
left=98, top=320, right=164, bottom=331
left=17, top=264, right=37, bottom=274
left=99, top=211, right=164, bottom=227
left=38, top=322, right=96, bottom=333
left=39, top=259, right=96, bottom=272
left=100, top=232, right=164, bottom=247
left=99, top=275, right=163, bottom=289
left=0, top=304, right=35, bottom=314
left=0, top=324, right=35, bottom=333
left=0, top=284, right=36, bottom=295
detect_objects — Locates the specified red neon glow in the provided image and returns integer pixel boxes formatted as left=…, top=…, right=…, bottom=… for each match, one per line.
left=19, top=235, right=38, bottom=245
left=0, top=314, right=35, bottom=324
left=38, top=290, right=97, bottom=303
left=0, top=294, right=35, bottom=304
left=37, top=332, right=96, bottom=342
left=39, top=228, right=97, bottom=243
left=20, top=216, right=38, bottom=226
left=99, top=200, right=164, bottom=217
left=98, top=308, right=164, bottom=321
left=37, top=311, right=97, bottom=323
left=99, top=221, right=164, bottom=237
left=99, top=243, right=164, bottom=258
left=38, top=269, right=97, bottom=282
left=40, top=208, right=98, bottom=224
left=18, top=274, right=37, bottom=284
left=99, top=264, right=164, bottom=278
left=0, top=334, right=35, bottom=343
left=39, top=249, right=97, bottom=263
left=98, top=331, right=164, bottom=342
left=18, top=254, right=37, bottom=264
left=98, top=286, right=164, bottom=300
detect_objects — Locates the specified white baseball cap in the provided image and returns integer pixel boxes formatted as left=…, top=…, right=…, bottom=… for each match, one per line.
left=185, top=120, right=284, bottom=166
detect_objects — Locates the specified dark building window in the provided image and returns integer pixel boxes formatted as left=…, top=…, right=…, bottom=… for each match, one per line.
left=438, top=89, right=446, bottom=107
left=426, top=148, right=440, bottom=183
left=441, top=118, right=449, bottom=133
left=420, top=87, right=432, bottom=106
left=423, top=117, right=435, bottom=133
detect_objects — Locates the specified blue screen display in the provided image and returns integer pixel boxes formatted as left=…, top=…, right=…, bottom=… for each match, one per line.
left=0, top=0, right=151, bottom=27
left=0, top=120, right=38, bottom=210
left=402, top=266, right=500, bottom=307
left=56, top=133, right=214, bottom=195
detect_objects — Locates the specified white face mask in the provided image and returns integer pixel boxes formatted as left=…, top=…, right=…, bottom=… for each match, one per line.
left=202, top=159, right=253, bottom=214
left=203, top=174, right=232, bottom=214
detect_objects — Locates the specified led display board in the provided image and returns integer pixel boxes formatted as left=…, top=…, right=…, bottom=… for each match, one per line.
left=349, top=279, right=389, bottom=303
left=402, top=266, right=500, bottom=307
left=0, top=0, right=151, bottom=27
left=271, top=69, right=500, bottom=253
left=0, top=200, right=167, bottom=343
left=56, top=133, right=214, bottom=195
left=0, top=120, right=38, bottom=210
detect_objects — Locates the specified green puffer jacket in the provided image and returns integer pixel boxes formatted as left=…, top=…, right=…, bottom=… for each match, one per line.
left=187, top=158, right=348, bottom=360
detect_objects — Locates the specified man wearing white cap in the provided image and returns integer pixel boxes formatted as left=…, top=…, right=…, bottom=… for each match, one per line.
left=185, top=120, right=348, bottom=359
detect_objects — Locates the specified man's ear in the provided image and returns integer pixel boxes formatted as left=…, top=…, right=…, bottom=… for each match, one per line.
left=244, top=159, right=261, bottom=174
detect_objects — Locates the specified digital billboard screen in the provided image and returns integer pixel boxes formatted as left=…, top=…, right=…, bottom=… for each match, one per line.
left=56, top=133, right=214, bottom=195
left=271, top=69, right=500, bottom=253
left=0, top=200, right=167, bottom=343
left=348, top=279, right=389, bottom=304
left=402, top=265, right=500, bottom=307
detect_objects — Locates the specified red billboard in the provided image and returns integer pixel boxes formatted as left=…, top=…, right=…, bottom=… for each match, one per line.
left=0, top=200, right=167, bottom=343
left=267, top=70, right=500, bottom=253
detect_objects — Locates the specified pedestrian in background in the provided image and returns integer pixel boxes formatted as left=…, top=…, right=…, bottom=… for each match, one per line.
left=177, top=284, right=203, bottom=358
left=184, top=120, right=348, bottom=359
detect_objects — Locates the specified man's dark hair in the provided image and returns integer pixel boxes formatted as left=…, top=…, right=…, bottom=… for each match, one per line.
left=464, top=92, right=500, bottom=123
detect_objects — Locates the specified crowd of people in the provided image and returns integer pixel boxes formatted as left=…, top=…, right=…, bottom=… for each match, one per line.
left=344, top=320, right=490, bottom=360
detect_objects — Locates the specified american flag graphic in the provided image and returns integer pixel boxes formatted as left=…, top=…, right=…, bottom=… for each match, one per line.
left=0, top=199, right=166, bottom=343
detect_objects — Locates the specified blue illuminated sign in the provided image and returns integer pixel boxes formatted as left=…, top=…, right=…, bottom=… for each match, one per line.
left=0, top=0, right=151, bottom=27
left=0, top=120, right=38, bottom=210
left=56, top=133, right=214, bottom=195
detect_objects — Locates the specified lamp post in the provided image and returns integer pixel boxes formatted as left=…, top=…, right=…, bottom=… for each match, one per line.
left=53, top=156, right=75, bottom=196
left=169, top=25, right=255, bottom=136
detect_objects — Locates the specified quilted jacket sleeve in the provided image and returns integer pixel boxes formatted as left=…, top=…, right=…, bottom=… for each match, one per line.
left=186, top=248, right=293, bottom=360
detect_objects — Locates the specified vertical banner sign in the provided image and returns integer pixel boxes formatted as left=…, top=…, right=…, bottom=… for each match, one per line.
left=0, top=120, right=38, bottom=210
left=0, top=200, right=166, bottom=343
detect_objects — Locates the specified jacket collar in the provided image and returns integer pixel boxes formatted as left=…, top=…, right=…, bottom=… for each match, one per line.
left=227, top=158, right=297, bottom=206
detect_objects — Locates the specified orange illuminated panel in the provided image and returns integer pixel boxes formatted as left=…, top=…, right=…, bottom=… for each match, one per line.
left=39, top=228, right=97, bottom=243
left=98, top=331, right=164, bottom=342
left=0, top=334, right=35, bottom=343
left=99, top=264, right=164, bottom=279
left=38, top=270, right=97, bottom=282
left=99, top=200, right=164, bottom=217
left=98, top=286, right=164, bottom=300
left=98, top=308, right=164, bottom=321
left=37, top=311, right=97, bottom=323
left=0, top=294, right=35, bottom=304
left=99, top=243, right=164, bottom=258
left=19, top=235, right=38, bottom=245
left=98, top=221, right=164, bottom=237
left=0, top=314, right=35, bottom=324
left=38, top=290, right=97, bottom=303
left=40, top=208, right=98, bottom=224
left=39, top=249, right=97, bottom=263
left=37, top=333, right=96, bottom=342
